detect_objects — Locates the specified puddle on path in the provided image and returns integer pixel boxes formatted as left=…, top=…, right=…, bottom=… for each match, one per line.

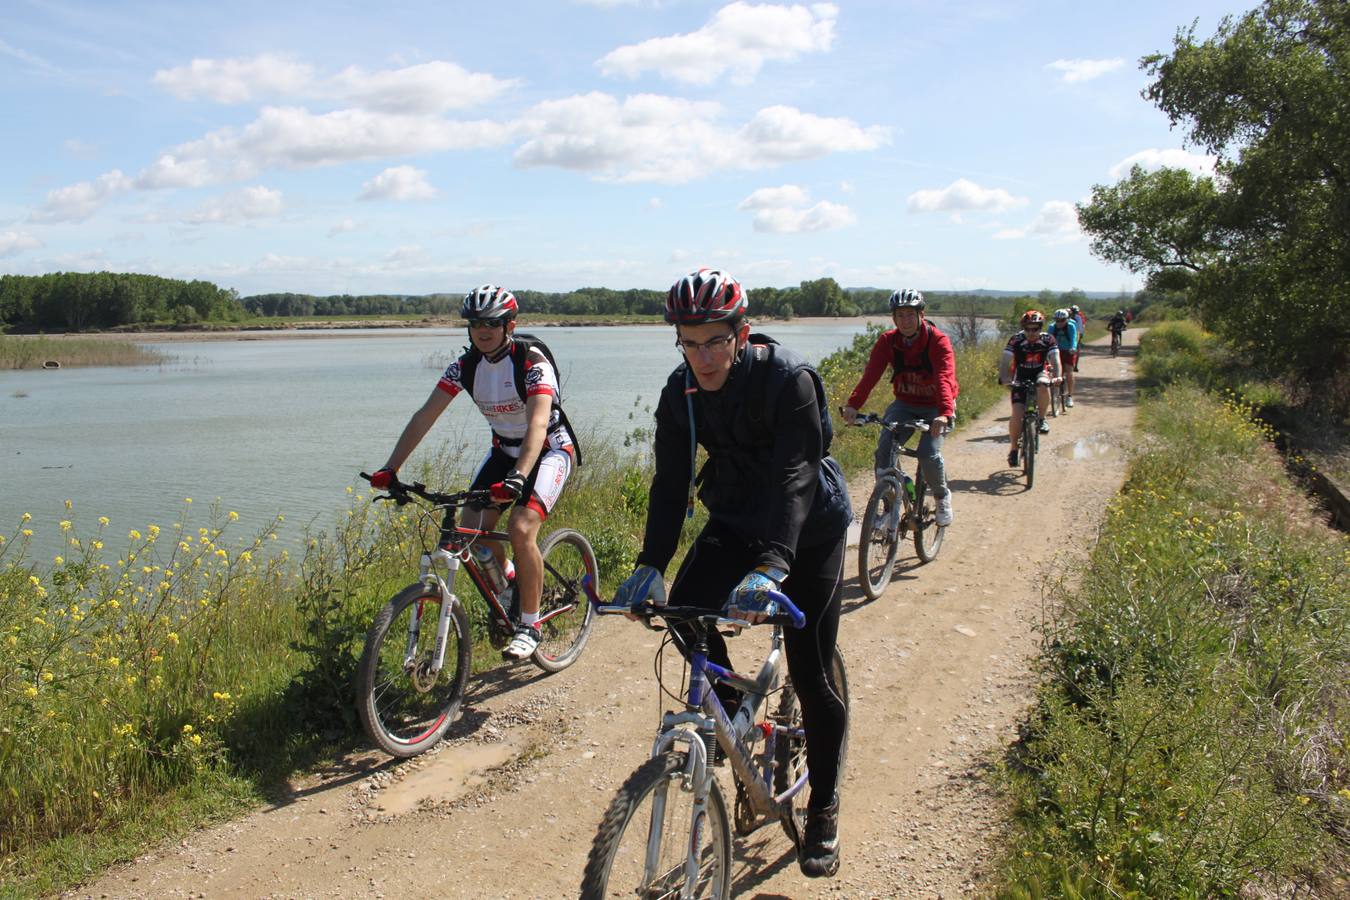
left=374, top=736, right=524, bottom=815
left=1056, top=435, right=1119, bottom=461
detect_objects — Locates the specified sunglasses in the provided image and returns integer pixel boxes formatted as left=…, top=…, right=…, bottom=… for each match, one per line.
left=468, top=318, right=508, bottom=330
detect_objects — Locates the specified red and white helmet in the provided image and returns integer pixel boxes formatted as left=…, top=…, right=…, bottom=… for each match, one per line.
left=665, top=268, right=747, bottom=325
left=1021, top=309, right=1046, bottom=327
left=461, top=284, right=518, bottom=320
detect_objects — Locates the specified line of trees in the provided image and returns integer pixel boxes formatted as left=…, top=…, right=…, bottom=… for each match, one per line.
left=0, top=272, right=245, bottom=331
left=1, top=270, right=1132, bottom=333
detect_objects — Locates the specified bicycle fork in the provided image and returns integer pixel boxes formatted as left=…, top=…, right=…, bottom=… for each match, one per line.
left=406, top=547, right=463, bottom=678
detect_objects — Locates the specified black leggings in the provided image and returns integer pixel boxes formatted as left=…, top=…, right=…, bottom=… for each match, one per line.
left=667, top=522, right=847, bottom=809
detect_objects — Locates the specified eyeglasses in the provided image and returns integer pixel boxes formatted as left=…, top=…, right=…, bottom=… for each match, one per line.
left=675, top=334, right=737, bottom=356
left=468, top=318, right=508, bottom=330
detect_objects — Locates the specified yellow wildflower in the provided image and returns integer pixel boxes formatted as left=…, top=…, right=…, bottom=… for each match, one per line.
left=108, top=599, right=120, bottom=610
left=167, top=632, right=179, bottom=644
left=184, top=497, right=192, bottom=504
left=64, top=499, right=72, bottom=510
left=182, top=724, right=194, bottom=734
left=59, top=520, right=72, bottom=531
left=148, top=524, right=160, bottom=538
left=98, top=516, right=109, bottom=526
left=21, top=512, right=32, bottom=522
left=40, top=671, right=53, bottom=682
left=190, top=734, right=202, bottom=746
left=228, top=511, right=239, bottom=521
left=21, top=529, right=32, bottom=537
left=53, top=555, right=64, bottom=565
left=129, top=530, right=141, bottom=540
left=106, top=657, right=120, bottom=668
left=24, top=685, right=38, bottom=698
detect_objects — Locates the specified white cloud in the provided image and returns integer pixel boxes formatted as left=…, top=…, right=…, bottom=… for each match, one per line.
left=328, top=218, right=359, bottom=237
left=994, top=200, right=1081, bottom=244
left=737, top=183, right=854, bottom=233
left=383, top=245, right=429, bottom=264
left=738, top=184, right=811, bottom=210
left=30, top=170, right=132, bottom=223
left=647, top=197, right=663, bottom=209
left=182, top=186, right=284, bottom=225
left=907, top=178, right=1027, bottom=215
left=153, top=55, right=315, bottom=103
left=329, top=61, right=518, bottom=114
left=1046, top=58, right=1124, bottom=83
left=514, top=93, right=886, bottom=183
left=598, top=2, right=837, bottom=85
left=136, top=106, right=506, bottom=189
left=153, top=55, right=515, bottom=112
left=359, top=165, right=439, bottom=201
left=1108, top=148, right=1218, bottom=179
left=0, top=230, right=43, bottom=257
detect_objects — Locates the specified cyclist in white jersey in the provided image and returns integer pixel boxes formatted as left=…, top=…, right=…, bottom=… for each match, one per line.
left=369, top=285, right=576, bottom=660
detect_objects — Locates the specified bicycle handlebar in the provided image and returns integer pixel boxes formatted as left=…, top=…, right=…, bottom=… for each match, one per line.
left=581, top=575, right=805, bottom=630
left=358, top=471, right=494, bottom=508
left=845, top=411, right=931, bottom=433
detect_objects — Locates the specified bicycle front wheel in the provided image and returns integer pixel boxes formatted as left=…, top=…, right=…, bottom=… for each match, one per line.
left=912, top=475, right=944, bottom=563
left=776, top=648, right=850, bottom=851
left=1022, top=420, right=1036, bottom=489
left=580, top=751, right=732, bottom=900
left=356, top=583, right=472, bottom=758
left=858, top=480, right=901, bottom=600
left=531, top=527, right=598, bottom=673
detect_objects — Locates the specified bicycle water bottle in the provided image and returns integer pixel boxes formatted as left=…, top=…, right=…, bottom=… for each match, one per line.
left=473, top=545, right=508, bottom=594
left=902, top=474, right=916, bottom=502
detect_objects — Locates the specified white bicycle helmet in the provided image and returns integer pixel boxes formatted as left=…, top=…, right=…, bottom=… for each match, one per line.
left=889, top=288, right=925, bottom=310
left=461, top=284, right=518, bottom=320
left=1054, top=308, right=1069, bottom=321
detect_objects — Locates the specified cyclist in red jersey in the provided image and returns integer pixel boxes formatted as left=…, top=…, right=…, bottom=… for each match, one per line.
left=1000, top=309, right=1061, bottom=467
left=841, top=289, right=959, bottom=525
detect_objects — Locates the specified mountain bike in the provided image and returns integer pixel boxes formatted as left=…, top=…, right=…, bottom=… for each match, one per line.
left=354, top=472, right=597, bottom=757
left=579, top=582, right=848, bottom=900
left=1008, top=380, right=1044, bottom=490
left=1110, top=328, right=1123, bottom=357
left=851, top=414, right=944, bottom=600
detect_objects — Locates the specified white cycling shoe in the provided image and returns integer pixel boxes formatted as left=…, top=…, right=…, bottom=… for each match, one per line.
left=502, top=623, right=541, bottom=660
left=935, top=494, right=953, bottom=527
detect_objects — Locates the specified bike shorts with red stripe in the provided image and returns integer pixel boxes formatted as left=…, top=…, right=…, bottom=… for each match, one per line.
left=467, top=446, right=573, bottom=518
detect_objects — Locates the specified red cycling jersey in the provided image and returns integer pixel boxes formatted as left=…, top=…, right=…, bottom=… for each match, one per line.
left=846, top=323, right=958, bottom=417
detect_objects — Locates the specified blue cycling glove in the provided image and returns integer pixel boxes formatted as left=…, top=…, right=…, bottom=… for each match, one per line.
left=614, top=564, right=666, bottom=610
left=725, top=565, right=788, bottom=620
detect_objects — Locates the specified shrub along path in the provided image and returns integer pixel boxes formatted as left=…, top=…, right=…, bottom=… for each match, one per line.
left=71, top=332, right=1141, bottom=899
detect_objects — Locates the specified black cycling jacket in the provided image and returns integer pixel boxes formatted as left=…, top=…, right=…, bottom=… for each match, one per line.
left=636, top=339, right=852, bottom=576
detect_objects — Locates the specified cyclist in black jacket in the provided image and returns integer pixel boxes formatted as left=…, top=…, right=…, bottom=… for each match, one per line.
left=612, top=267, right=853, bottom=879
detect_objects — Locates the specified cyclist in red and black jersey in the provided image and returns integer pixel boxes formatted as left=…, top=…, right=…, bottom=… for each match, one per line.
left=368, top=285, right=577, bottom=661
left=1000, top=309, right=1061, bottom=467
left=841, top=289, right=959, bottom=525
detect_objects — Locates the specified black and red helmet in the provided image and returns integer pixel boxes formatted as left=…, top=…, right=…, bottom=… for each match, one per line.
left=664, top=268, right=747, bottom=325
left=1021, top=309, right=1046, bottom=327
left=461, top=284, right=518, bottom=320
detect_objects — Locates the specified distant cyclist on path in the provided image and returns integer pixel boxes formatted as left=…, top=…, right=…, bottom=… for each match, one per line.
left=1000, top=309, right=1062, bottom=468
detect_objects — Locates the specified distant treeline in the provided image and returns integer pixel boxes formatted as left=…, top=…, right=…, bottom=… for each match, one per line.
left=1, top=271, right=1142, bottom=332
left=0, top=272, right=243, bottom=331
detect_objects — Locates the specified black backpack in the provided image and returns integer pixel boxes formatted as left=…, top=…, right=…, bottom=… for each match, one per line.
left=459, top=333, right=583, bottom=466
left=743, top=337, right=834, bottom=454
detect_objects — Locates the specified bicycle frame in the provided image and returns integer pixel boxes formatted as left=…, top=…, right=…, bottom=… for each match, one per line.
left=858, top=415, right=930, bottom=534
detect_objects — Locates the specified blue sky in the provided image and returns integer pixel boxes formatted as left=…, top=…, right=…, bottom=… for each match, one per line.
left=1, top=0, right=1245, bottom=296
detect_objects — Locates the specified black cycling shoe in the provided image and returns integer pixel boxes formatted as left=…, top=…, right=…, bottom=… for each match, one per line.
left=798, top=795, right=841, bottom=878
left=1007, top=448, right=1019, bottom=468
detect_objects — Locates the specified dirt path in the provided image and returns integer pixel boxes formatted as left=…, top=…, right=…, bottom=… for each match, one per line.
left=73, top=332, right=1140, bottom=899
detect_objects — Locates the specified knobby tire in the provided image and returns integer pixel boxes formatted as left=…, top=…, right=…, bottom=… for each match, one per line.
left=912, top=472, right=944, bottom=562
left=356, top=583, right=472, bottom=758
left=580, top=751, right=732, bottom=900
left=530, top=528, right=599, bottom=674
left=858, top=480, right=901, bottom=600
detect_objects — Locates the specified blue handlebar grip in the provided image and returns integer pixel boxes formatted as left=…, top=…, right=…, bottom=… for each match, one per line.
left=767, top=590, right=805, bottom=628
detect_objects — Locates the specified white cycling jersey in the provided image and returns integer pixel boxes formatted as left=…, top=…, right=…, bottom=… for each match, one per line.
left=437, top=348, right=574, bottom=458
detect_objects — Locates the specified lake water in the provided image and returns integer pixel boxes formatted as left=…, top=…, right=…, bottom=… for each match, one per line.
left=9, top=320, right=989, bottom=561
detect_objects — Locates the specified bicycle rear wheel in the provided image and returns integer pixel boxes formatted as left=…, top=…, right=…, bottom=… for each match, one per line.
left=775, top=648, right=850, bottom=852
left=858, top=480, right=901, bottom=600
left=531, top=527, right=598, bottom=674
left=356, top=583, right=472, bottom=757
left=912, top=474, right=944, bottom=562
left=580, top=751, right=731, bottom=900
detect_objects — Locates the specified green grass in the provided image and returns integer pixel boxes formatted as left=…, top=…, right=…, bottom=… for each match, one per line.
left=0, top=334, right=167, bottom=369
left=994, top=383, right=1349, bottom=898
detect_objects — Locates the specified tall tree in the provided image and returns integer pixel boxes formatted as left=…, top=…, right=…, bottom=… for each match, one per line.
left=1077, top=0, right=1350, bottom=392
